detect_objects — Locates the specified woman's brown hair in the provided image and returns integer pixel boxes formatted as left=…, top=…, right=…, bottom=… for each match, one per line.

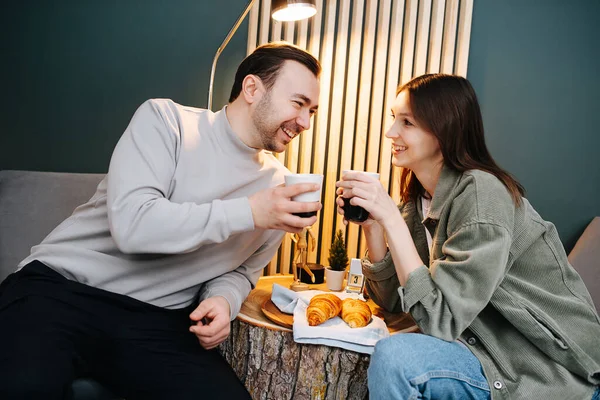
left=397, top=74, right=524, bottom=205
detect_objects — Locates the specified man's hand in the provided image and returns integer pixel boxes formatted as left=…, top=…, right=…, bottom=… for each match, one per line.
left=189, top=296, right=231, bottom=350
left=249, top=183, right=322, bottom=233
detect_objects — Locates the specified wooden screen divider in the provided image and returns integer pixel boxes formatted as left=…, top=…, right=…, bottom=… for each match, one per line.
left=247, top=0, right=473, bottom=276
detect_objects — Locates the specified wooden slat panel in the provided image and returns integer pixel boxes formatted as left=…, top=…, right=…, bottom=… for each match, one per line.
left=347, top=0, right=378, bottom=261
left=295, top=19, right=313, bottom=179
left=270, top=19, right=285, bottom=167
left=380, top=0, right=405, bottom=208
left=248, top=0, right=473, bottom=275
left=455, top=0, right=473, bottom=76
left=399, top=0, right=418, bottom=88
left=259, top=0, right=272, bottom=45
left=318, top=0, right=351, bottom=264
left=440, top=0, right=459, bottom=74
left=392, top=0, right=418, bottom=200
left=413, top=0, right=432, bottom=77
left=283, top=21, right=299, bottom=173
left=304, top=0, right=324, bottom=265
left=247, top=0, right=259, bottom=54
left=308, top=0, right=324, bottom=71
left=357, top=0, right=392, bottom=259
left=337, top=0, right=366, bottom=261
left=310, top=0, right=337, bottom=267
left=427, top=0, right=446, bottom=73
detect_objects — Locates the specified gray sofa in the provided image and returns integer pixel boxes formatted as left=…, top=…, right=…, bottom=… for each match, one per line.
left=1, top=170, right=599, bottom=398
left=0, top=170, right=118, bottom=400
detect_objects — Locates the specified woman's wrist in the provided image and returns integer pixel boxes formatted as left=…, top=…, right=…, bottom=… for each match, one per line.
left=362, top=221, right=387, bottom=262
left=379, top=211, right=406, bottom=234
left=378, top=212, right=423, bottom=285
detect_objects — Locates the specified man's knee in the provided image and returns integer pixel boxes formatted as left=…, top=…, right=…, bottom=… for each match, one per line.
left=0, top=366, right=70, bottom=400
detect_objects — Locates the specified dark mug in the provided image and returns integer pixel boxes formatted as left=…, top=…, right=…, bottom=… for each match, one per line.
left=342, top=198, right=370, bottom=222
left=341, top=171, right=379, bottom=223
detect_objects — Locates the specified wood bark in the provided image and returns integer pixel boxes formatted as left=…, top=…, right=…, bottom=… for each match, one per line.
left=219, top=318, right=370, bottom=400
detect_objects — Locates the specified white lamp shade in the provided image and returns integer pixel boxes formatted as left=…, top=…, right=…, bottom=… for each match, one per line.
left=271, top=0, right=317, bottom=22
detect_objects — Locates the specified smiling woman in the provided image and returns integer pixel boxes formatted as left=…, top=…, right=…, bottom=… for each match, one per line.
left=335, top=73, right=600, bottom=400
left=387, top=90, right=444, bottom=185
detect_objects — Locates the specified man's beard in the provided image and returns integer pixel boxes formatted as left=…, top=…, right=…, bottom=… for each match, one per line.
left=251, top=92, right=279, bottom=152
left=252, top=92, right=300, bottom=153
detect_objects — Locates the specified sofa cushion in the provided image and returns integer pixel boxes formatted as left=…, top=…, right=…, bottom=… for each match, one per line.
left=0, top=170, right=104, bottom=281
left=568, top=217, right=600, bottom=311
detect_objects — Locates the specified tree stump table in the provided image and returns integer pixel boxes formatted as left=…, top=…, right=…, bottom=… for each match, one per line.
left=218, top=275, right=418, bottom=400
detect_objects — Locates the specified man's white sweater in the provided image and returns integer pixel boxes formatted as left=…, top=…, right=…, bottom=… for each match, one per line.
left=19, top=99, right=288, bottom=318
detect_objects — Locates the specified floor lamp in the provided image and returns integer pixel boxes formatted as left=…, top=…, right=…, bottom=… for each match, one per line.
left=207, top=0, right=317, bottom=110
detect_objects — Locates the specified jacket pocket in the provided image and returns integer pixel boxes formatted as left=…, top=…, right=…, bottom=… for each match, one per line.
left=492, top=288, right=571, bottom=356
left=520, top=302, right=569, bottom=349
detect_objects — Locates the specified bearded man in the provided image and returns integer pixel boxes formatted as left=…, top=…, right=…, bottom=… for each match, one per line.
left=0, top=42, right=321, bottom=400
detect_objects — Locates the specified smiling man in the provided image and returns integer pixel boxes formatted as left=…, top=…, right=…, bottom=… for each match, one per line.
left=0, top=42, right=321, bottom=399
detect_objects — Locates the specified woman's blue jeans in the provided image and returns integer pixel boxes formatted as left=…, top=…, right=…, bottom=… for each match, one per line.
left=368, top=333, right=600, bottom=399
left=368, top=333, right=490, bottom=400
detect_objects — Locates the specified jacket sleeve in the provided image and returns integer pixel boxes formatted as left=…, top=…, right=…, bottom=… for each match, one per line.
left=198, top=229, right=285, bottom=319
left=106, top=99, right=255, bottom=254
left=362, top=251, right=405, bottom=313
left=363, top=222, right=512, bottom=341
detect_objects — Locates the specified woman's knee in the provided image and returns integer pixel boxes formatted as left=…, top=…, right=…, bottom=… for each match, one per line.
left=369, top=334, right=417, bottom=382
left=371, top=333, right=427, bottom=364
left=368, top=333, right=451, bottom=383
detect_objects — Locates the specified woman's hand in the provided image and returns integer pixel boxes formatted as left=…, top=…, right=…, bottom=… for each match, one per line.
left=336, top=172, right=424, bottom=285
left=335, top=187, right=377, bottom=227
left=335, top=171, right=399, bottom=227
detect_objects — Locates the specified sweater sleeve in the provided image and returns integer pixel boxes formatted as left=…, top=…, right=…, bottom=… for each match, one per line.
left=198, top=230, right=286, bottom=319
left=107, top=99, right=255, bottom=254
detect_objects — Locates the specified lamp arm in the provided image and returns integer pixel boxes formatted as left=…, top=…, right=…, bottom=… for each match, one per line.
left=208, top=0, right=257, bottom=111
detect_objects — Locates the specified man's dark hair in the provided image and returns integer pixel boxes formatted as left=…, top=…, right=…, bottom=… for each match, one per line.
left=229, top=41, right=321, bottom=102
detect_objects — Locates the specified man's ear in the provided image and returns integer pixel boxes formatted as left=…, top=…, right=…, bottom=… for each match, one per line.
left=241, top=74, right=264, bottom=104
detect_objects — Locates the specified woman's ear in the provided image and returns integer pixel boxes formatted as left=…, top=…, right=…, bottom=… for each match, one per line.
left=241, top=74, right=264, bottom=104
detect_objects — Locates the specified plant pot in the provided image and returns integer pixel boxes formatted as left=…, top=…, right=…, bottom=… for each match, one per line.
left=325, top=267, right=346, bottom=291
left=296, top=263, right=325, bottom=284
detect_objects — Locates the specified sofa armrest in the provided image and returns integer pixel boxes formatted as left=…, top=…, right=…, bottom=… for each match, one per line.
left=0, top=170, right=105, bottom=281
left=568, top=217, right=600, bottom=311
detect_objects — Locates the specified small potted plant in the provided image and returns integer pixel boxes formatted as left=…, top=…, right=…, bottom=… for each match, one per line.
left=325, top=229, right=349, bottom=291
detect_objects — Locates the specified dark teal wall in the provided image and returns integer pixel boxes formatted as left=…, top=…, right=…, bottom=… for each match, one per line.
left=0, top=0, right=249, bottom=173
left=467, top=0, right=600, bottom=250
left=2, top=1, right=598, bottom=249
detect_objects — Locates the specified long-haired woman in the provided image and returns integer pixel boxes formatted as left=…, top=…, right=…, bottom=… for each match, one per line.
left=336, top=74, right=600, bottom=400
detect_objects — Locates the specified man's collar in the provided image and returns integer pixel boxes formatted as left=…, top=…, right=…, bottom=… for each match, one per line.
left=217, top=105, right=262, bottom=156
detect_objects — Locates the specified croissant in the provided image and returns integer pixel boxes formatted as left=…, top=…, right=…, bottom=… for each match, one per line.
left=306, top=294, right=343, bottom=326
left=341, top=298, right=372, bottom=328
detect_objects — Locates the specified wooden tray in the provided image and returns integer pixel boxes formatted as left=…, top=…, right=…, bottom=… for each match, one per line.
left=237, top=275, right=420, bottom=334
left=261, top=299, right=294, bottom=329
